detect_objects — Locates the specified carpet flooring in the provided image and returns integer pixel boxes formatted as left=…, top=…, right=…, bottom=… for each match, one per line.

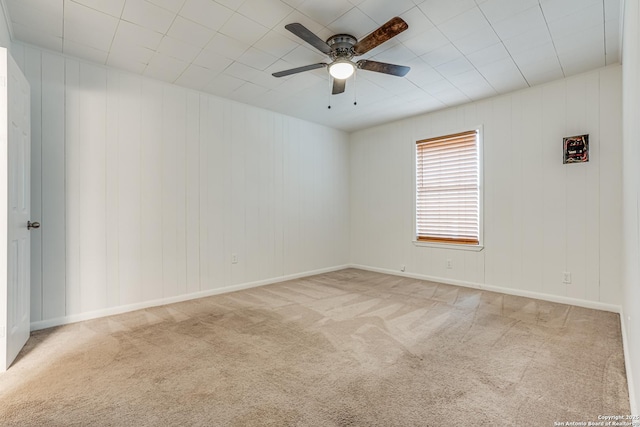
left=0, top=269, right=630, bottom=426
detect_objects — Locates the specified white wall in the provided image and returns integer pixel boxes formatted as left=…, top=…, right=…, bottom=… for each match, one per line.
left=622, top=0, right=640, bottom=414
left=11, top=43, right=350, bottom=327
left=0, top=2, right=11, bottom=50
left=350, top=66, right=622, bottom=308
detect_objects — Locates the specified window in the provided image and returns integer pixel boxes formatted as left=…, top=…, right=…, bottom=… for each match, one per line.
left=415, top=129, right=481, bottom=246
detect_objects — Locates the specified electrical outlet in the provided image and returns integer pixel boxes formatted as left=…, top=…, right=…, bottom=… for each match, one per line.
left=446, top=259, right=453, bottom=269
left=562, top=271, right=571, bottom=284
left=232, top=254, right=238, bottom=264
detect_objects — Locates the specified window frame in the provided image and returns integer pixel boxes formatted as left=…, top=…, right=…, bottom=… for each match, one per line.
left=413, top=126, right=484, bottom=252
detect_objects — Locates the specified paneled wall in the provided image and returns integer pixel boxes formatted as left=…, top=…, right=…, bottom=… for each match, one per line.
left=350, top=65, right=622, bottom=307
left=12, top=43, right=350, bottom=327
left=622, top=0, right=640, bottom=414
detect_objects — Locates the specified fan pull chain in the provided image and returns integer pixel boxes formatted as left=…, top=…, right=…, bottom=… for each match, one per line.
left=353, top=72, right=358, bottom=106
left=328, top=77, right=332, bottom=109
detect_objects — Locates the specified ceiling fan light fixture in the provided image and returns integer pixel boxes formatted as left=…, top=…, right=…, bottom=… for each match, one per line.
left=328, top=60, right=355, bottom=79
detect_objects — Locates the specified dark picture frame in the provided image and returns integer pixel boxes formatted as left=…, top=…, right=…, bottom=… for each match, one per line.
left=563, top=134, right=589, bottom=164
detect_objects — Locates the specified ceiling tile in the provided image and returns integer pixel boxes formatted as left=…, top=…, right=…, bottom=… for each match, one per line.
left=274, top=10, right=328, bottom=43
left=236, top=47, right=278, bottom=70
left=70, top=0, right=125, bottom=17
left=282, top=45, right=327, bottom=66
left=402, top=27, right=449, bottom=56
left=466, top=43, right=509, bottom=68
left=281, top=0, right=306, bottom=8
left=502, top=25, right=552, bottom=55
left=215, top=0, right=246, bottom=11
left=11, top=23, right=63, bottom=51
left=5, top=0, right=622, bottom=132
left=511, top=42, right=563, bottom=82
left=406, top=65, right=445, bottom=86
left=435, top=57, right=474, bottom=78
left=146, top=0, right=186, bottom=13
left=230, top=82, right=270, bottom=103
left=478, top=0, right=539, bottom=24
left=238, top=0, right=294, bottom=28
left=107, top=54, right=147, bottom=73
left=271, top=71, right=324, bottom=93
left=6, top=0, right=63, bottom=37
left=446, top=69, right=486, bottom=86
left=605, top=19, right=620, bottom=64
left=547, top=3, right=603, bottom=39
left=112, top=20, right=163, bottom=50
left=179, top=0, right=234, bottom=30
left=477, top=57, right=528, bottom=92
left=156, top=36, right=202, bottom=62
left=296, top=0, right=354, bottom=26
left=144, top=53, right=189, bottom=82
left=421, top=43, right=463, bottom=67
left=452, top=25, right=500, bottom=55
left=203, top=73, right=245, bottom=96
left=174, top=63, right=215, bottom=90
left=371, top=44, right=416, bottom=64
left=432, top=87, right=470, bottom=106
left=396, top=6, right=434, bottom=40
left=219, top=13, right=270, bottom=45
left=554, top=24, right=604, bottom=57
left=539, top=0, right=601, bottom=22
left=554, top=24, right=605, bottom=75
left=192, top=49, right=234, bottom=71
left=64, top=1, right=119, bottom=51
left=109, top=39, right=155, bottom=63
left=167, top=16, right=215, bottom=47
left=356, top=0, right=415, bottom=25
left=327, top=7, right=378, bottom=39
left=200, top=33, right=250, bottom=60
left=457, top=80, right=497, bottom=101
left=491, top=5, right=546, bottom=41
left=254, top=30, right=300, bottom=58
left=63, top=39, right=108, bottom=63
left=121, top=0, right=175, bottom=34
left=222, top=61, right=260, bottom=81
left=371, top=73, right=419, bottom=93
left=229, top=62, right=286, bottom=89
left=418, top=0, right=476, bottom=25
left=438, top=7, right=488, bottom=41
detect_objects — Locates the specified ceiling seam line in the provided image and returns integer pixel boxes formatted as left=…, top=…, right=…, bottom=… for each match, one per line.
left=538, top=0, right=566, bottom=78
left=460, top=0, right=504, bottom=94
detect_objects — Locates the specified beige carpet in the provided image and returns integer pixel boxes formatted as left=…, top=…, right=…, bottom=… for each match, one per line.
left=0, top=269, right=630, bottom=426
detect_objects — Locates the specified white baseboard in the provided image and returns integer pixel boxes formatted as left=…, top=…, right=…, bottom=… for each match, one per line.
left=620, top=309, right=638, bottom=415
left=29, top=264, right=350, bottom=331
left=349, top=264, right=622, bottom=313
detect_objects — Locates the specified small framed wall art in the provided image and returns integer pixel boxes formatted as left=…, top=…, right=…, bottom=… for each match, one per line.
left=563, top=134, right=589, bottom=164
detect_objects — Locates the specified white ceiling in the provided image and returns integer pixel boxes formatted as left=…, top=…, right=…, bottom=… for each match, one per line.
left=4, top=0, right=621, bottom=132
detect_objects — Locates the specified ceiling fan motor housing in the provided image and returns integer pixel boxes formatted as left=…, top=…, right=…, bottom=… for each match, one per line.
left=326, top=34, right=357, bottom=60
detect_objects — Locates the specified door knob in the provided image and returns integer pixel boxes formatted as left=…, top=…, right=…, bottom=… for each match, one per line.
left=27, top=221, right=40, bottom=230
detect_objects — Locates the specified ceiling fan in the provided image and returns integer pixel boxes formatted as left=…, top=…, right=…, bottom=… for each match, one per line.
left=272, top=17, right=411, bottom=95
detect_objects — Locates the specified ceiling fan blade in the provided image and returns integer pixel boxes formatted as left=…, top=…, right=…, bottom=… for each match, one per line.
left=357, top=60, right=410, bottom=77
left=332, top=78, right=346, bottom=95
left=272, top=63, right=327, bottom=78
left=353, top=17, right=408, bottom=56
left=285, top=23, right=332, bottom=54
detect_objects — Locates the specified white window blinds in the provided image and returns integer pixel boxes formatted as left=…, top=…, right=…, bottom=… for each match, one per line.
left=416, top=130, right=479, bottom=245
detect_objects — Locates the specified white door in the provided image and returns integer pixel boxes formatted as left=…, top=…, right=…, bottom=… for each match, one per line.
left=0, top=47, right=31, bottom=371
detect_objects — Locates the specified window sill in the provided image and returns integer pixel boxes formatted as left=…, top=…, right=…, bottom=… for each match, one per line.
left=412, top=240, right=484, bottom=252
